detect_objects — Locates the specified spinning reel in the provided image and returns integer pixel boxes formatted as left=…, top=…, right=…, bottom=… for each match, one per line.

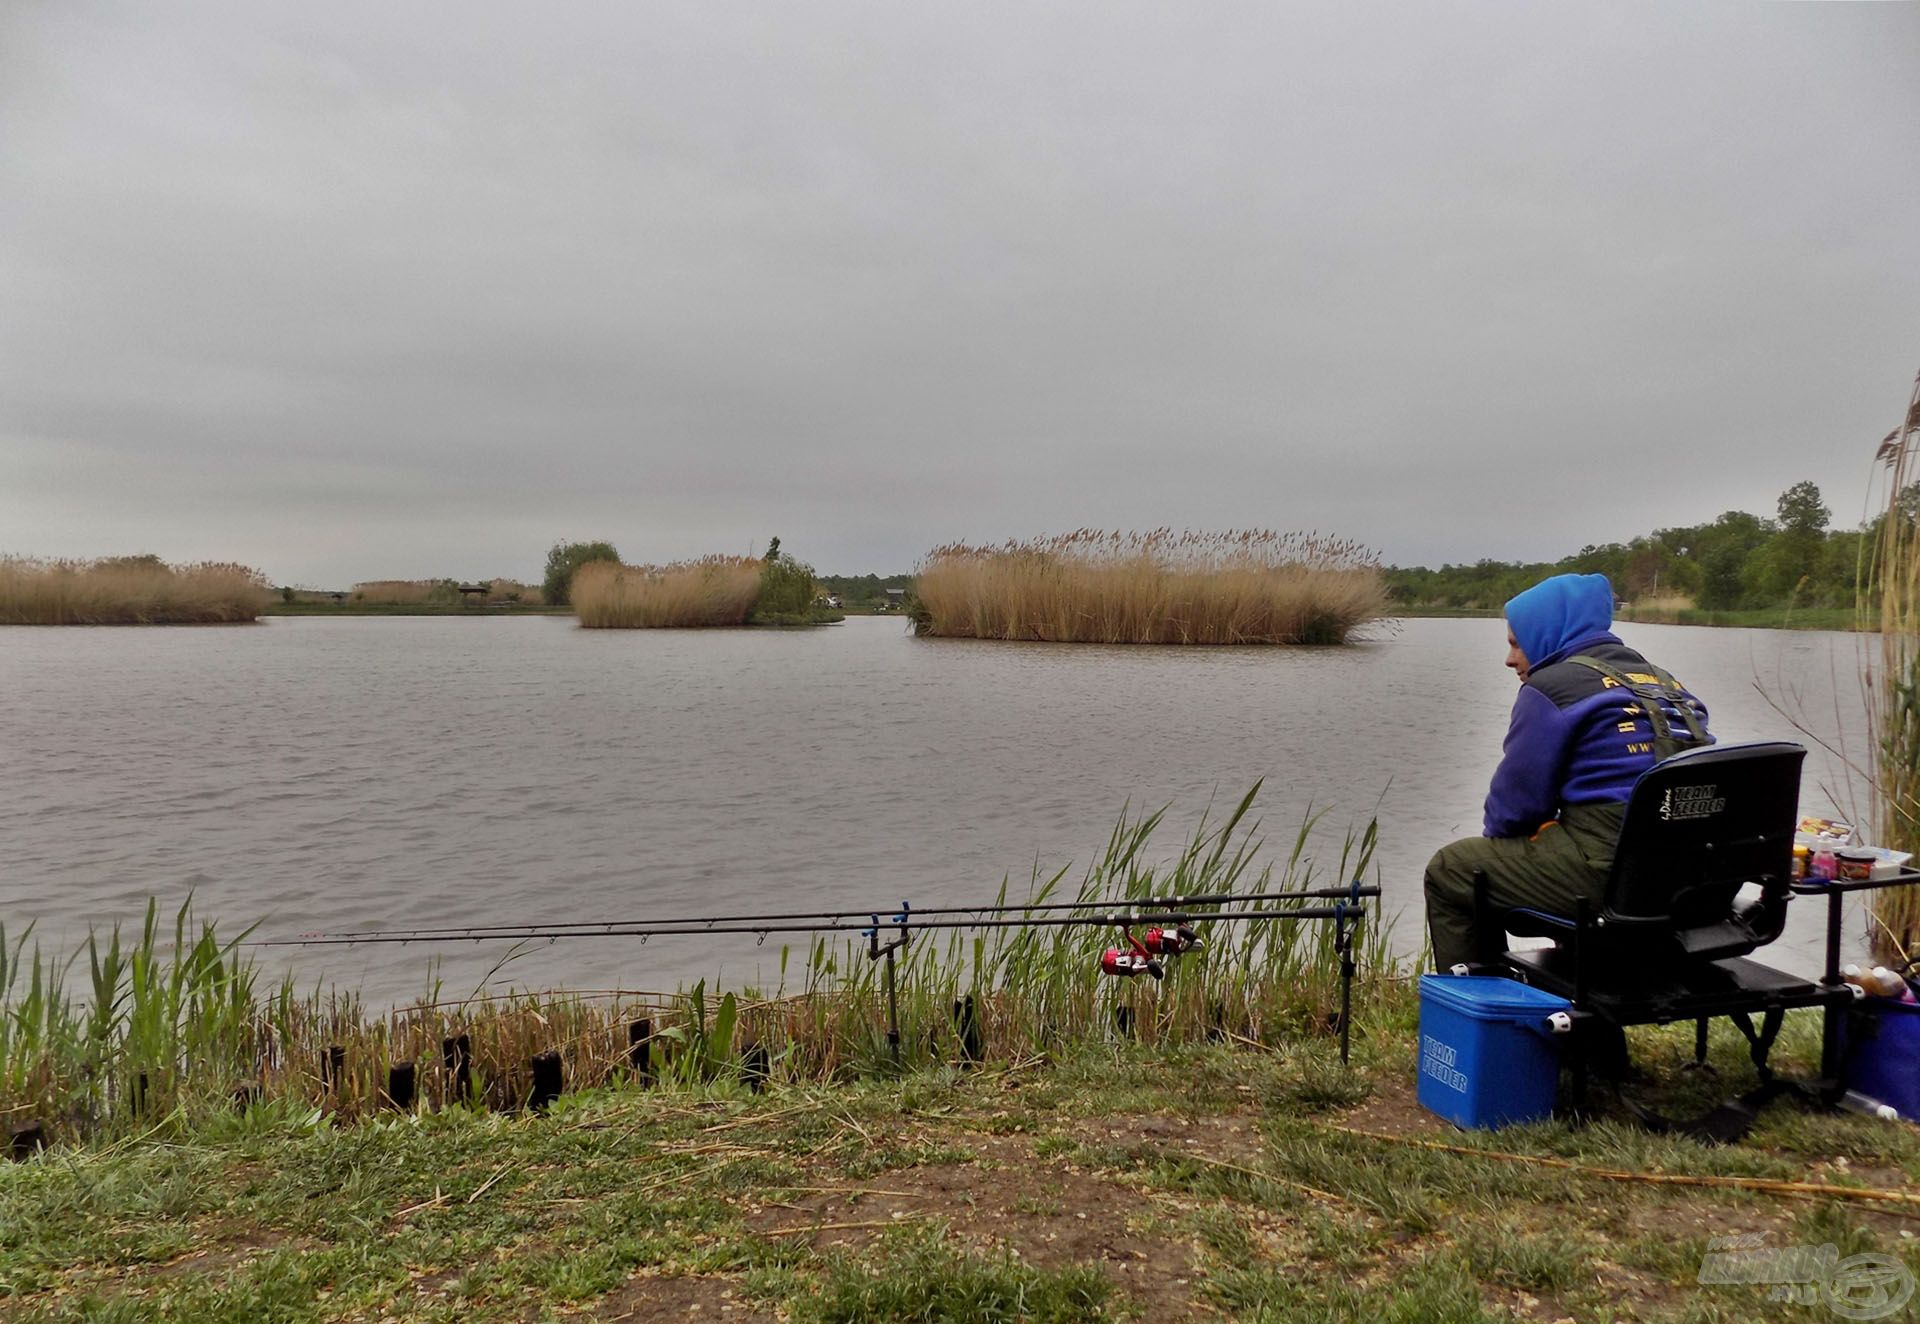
left=1099, top=922, right=1204, bottom=980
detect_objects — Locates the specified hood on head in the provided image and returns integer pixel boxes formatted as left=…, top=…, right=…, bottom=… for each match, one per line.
left=1504, top=573, right=1615, bottom=667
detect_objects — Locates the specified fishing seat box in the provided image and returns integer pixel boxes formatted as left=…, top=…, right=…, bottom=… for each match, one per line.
left=1844, top=998, right=1920, bottom=1119
left=1418, top=974, right=1571, bottom=1129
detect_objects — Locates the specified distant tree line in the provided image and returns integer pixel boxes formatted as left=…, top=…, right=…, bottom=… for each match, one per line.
left=1387, top=481, right=1882, bottom=611
left=815, top=572, right=914, bottom=606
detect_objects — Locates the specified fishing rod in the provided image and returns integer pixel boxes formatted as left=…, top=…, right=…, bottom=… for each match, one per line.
left=257, top=901, right=1372, bottom=948
left=260, top=886, right=1379, bottom=1065
left=267, top=883, right=1381, bottom=946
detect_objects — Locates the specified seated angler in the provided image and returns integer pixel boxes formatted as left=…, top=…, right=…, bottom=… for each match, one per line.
left=1424, top=572, right=1712, bottom=972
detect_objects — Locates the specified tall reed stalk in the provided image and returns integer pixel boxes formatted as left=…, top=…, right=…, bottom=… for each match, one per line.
left=0, top=789, right=1391, bottom=1145
left=1, top=901, right=264, bottom=1138
left=912, top=529, right=1386, bottom=644
left=1865, top=363, right=1920, bottom=963
left=0, top=556, right=271, bottom=625
left=572, top=557, right=763, bottom=627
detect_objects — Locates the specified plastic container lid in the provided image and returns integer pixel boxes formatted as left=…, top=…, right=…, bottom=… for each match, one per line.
left=1419, top=974, right=1571, bottom=1019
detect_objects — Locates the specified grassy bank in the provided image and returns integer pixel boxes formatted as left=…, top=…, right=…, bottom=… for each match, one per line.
left=1616, top=605, right=1862, bottom=632
left=5, top=994, right=1917, bottom=1322
left=0, top=791, right=1375, bottom=1144
left=0, top=557, right=272, bottom=625
left=913, top=530, right=1387, bottom=645
left=12, top=789, right=1918, bottom=1320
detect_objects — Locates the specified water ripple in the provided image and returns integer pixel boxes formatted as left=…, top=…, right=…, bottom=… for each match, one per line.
left=0, top=615, right=1870, bottom=1005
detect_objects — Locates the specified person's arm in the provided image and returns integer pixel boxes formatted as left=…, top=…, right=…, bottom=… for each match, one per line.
left=1483, top=685, right=1573, bottom=837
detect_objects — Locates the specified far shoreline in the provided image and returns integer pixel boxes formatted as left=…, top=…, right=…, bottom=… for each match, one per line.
left=249, top=603, right=1867, bottom=634
left=1392, top=605, right=1863, bottom=633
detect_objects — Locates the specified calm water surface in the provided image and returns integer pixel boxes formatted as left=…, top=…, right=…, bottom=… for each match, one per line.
left=0, top=615, right=1875, bottom=1004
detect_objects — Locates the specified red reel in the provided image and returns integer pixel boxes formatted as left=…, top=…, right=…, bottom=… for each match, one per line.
left=1099, top=932, right=1165, bottom=980
left=1140, top=924, right=1202, bottom=956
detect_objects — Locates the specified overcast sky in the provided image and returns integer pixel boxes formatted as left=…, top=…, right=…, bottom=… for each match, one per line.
left=3, top=3, right=1916, bottom=586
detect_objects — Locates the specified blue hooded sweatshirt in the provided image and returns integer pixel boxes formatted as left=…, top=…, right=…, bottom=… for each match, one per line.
left=1483, top=573, right=1710, bottom=837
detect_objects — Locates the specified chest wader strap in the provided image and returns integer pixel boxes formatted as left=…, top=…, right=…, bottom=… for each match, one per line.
left=1567, top=654, right=1712, bottom=761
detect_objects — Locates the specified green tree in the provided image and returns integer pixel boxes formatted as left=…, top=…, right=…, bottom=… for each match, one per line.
left=751, top=535, right=817, bottom=620
left=1699, top=544, right=1750, bottom=611
left=542, top=540, right=620, bottom=607
left=1776, top=481, right=1831, bottom=538
left=1760, top=481, right=1830, bottom=602
left=1691, top=510, right=1774, bottom=609
left=1821, top=528, right=1866, bottom=608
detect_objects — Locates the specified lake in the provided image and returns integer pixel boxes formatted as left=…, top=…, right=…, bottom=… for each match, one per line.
left=0, top=614, right=1877, bottom=1006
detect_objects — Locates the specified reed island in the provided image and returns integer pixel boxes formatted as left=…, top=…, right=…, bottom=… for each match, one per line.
left=910, top=529, right=1388, bottom=645
left=0, top=556, right=272, bottom=625
left=571, top=539, right=840, bottom=627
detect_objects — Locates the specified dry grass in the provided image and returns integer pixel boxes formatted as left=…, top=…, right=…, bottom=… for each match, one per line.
left=1627, top=593, right=1697, bottom=614
left=572, top=556, right=763, bottom=628
left=349, top=579, right=445, bottom=605
left=484, top=578, right=542, bottom=605
left=1865, top=366, right=1920, bottom=963
left=0, top=556, right=271, bottom=625
left=912, top=529, right=1387, bottom=644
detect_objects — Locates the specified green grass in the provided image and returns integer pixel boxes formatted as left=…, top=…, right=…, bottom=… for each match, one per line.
left=7, top=1019, right=1919, bottom=1321
left=12, top=789, right=1919, bottom=1319
left=2, top=787, right=1392, bottom=1147
left=797, top=1227, right=1123, bottom=1323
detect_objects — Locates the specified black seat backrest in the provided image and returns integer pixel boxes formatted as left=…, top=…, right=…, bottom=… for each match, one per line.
left=1602, top=741, right=1806, bottom=961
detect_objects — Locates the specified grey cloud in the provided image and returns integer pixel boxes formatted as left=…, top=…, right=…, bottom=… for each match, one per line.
left=2, top=1, right=1916, bottom=585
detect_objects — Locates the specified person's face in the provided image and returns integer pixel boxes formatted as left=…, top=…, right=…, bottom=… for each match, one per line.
left=1505, top=626, right=1530, bottom=681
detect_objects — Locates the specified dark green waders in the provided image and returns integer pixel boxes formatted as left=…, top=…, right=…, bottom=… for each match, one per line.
left=1423, top=802, right=1626, bottom=971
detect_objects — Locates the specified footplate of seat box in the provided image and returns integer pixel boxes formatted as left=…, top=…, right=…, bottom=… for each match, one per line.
left=1506, top=950, right=1838, bottom=1023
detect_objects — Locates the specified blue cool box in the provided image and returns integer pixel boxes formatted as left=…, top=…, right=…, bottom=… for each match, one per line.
left=1417, top=975, right=1572, bottom=1129
left=1844, top=998, right=1920, bottom=1119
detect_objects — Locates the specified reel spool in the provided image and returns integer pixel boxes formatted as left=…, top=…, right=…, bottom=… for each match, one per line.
left=1140, top=924, right=1202, bottom=956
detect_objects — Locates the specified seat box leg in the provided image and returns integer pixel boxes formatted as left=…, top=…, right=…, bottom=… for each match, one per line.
left=1683, top=1018, right=1715, bottom=1075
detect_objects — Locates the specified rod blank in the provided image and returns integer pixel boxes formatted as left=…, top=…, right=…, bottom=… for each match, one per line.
left=263, top=885, right=1380, bottom=947
left=262, top=898, right=1374, bottom=948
